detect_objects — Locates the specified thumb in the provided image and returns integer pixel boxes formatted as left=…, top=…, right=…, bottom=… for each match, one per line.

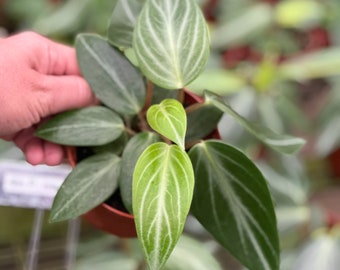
left=43, top=75, right=98, bottom=115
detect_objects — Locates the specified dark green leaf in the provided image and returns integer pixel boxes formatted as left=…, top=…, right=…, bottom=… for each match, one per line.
left=119, top=132, right=161, bottom=213
left=205, top=91, right=305, bottom=154
left=189, top=140, right=280, bottom=270
left=76, top=34, right=145, bottom=115
left=186, top=103, right=223, bottom=141
left=152, top=86, right=179, bottom=105
left=35, top=106, right=124, bottom=146
left=50, top=153, right=121, bottom=222
left=133, top=142, right=194, bottom=269
left=92, top=132, right=129, bottom=156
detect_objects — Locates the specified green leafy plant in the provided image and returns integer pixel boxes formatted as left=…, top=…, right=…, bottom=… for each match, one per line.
left=35, top=0, right=306, bottom=269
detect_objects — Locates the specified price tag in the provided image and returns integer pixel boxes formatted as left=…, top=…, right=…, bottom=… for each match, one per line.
left=0, top=160, right=71, bottom=209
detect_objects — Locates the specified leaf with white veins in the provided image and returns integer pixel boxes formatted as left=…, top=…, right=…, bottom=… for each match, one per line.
left=133, top=142, right=194, bottom=270
left=133, top=0, right=210, bottom=89
left=147, top=99, right=187, bottom=149
left=189, top=140, right=280, bottom=270
left=76, top=34, right=145, bottom=115
left=35, top=106, right=124, bottom=146
left=50, top=153, right=121, bottom=222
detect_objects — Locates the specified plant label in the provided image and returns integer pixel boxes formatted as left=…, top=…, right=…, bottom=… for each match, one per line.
left=0, top=160, right=70, bottom=209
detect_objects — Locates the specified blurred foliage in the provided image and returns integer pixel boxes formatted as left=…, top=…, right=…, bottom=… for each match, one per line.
left=0, top=207, right=69, bottom=244
left=3, top=0, right=116, bottom=42
left=75, top=234, right=223, bottom=270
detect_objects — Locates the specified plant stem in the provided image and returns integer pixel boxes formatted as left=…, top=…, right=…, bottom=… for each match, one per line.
left=137, top=111, right=150, bottom=132
left=178, top=88, right=185, bottom=103
left=144, top=80, right=154, bottom=110
left=185, top=102, right=204, bottom=114
left=125, top=127, right=137, bottom=136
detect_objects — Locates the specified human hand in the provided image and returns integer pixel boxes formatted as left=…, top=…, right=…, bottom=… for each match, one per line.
left=0, top=32, right=97, bottom=165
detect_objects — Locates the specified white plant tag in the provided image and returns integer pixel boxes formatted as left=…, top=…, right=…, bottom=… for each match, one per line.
left=0, top=160, right=71, bottom=209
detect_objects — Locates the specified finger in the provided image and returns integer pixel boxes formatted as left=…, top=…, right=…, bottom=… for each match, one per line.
left=24, top=138, right=44, bottom=165
left=42, top=75, right=98, bottom=115
left=47, top=42, right=80, bottom=76
left=12, top=127, right=44, bottom=165
left=14, top=32, right=81, bottom=76
left=40, top=37, right=81, bottom=76
left=12, top=126, right=65, bottom=166
left=13, top=127, right=36, bottom=152
left=43, top=142, right=65, bottom=166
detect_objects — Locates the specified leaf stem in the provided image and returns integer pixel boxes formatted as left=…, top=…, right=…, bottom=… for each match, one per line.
left=138, top=112, right=150, bottom=132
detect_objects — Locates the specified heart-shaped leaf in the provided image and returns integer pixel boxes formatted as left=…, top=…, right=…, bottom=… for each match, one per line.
left=133, top=142, right=194, bottom=270
left=50, top=153, right=121, bottom=222
left=189, top=140, right=280, bottom=270
left=205, top=91, right=305, bottom=154
left=107, top=0, right=144, bottom=50
left=133, top=0, right=210, bottom=89
left=36, top=106, right=124, bottom=146
left=147, top=99, right=187, bottom=149
left=76, top=34, right=145, bottom=116
left=119, top=132, right=161, bottom=213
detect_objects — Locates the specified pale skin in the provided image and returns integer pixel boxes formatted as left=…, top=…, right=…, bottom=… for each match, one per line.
left=0, top=32, right=97, bottom=165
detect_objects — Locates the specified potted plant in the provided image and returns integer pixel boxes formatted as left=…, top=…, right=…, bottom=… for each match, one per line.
left=35, top=0, right=305, bottom=269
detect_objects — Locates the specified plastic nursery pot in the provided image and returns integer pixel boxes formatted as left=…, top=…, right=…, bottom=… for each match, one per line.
left=66, top=90, right=220, bottom=238
left=67, top=146, right=137, bottom=238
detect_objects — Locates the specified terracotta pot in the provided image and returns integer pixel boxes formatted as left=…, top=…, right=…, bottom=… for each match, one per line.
left=66, top=91, right=219, bottom=238
left=67, top=147, right=137, bottom=238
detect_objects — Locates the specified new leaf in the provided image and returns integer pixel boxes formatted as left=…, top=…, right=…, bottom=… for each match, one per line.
left=147, top=99, right=187, bottom=150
